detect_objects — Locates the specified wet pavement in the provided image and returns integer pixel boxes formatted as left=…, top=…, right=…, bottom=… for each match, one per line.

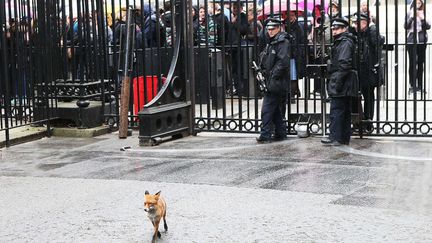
left=1, top=132, right=432, bottom=242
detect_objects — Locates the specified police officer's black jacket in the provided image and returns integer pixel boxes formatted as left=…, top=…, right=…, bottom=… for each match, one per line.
left=260, top=31, right=291, bottom=95
left=327, top=31, right=359, bottom=97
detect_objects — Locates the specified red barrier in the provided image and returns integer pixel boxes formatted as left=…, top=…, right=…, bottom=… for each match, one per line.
left=133, top=76, right=159, bottom=115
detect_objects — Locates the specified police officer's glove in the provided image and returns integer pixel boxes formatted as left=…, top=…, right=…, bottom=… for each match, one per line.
left=256, top=73, right=265, bottom=82
left=372, top=63, right=380, bottom=74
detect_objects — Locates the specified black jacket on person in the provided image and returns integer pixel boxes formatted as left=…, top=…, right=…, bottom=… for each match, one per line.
left=327, top=31, right=358, bottom=97
left=365, top=25, right=383, bottom=69
left=228, top=12, right=248, bottom=45
left=404, top=12, right=431, bottom=43
left=192, top=9, right=200, bottom=45
left=213, top=12, right=230, bottom=46
left=357, top=24, right=384, bottom=88
left=259, top=31, right=291, bottom=95
left=246, top=20, right=263, bottom=44
left=286, top=20, right=306, bottom=78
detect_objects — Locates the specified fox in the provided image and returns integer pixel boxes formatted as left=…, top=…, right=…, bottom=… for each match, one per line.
left=144, top=190, right=168, bottom=243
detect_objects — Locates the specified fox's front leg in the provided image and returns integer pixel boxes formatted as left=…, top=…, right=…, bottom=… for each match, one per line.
left=152, top=220, right=161, bottom=243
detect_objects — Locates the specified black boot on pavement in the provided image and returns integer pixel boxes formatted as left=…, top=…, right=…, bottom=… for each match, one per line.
left=256, top=136, right=272, bottom=144
left=321, top=137, right=343, bottom=146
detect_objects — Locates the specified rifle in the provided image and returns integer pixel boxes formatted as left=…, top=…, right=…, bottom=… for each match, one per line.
left=251, top=61, right=267, bottom=93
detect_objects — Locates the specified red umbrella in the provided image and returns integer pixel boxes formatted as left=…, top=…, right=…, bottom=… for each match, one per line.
left=260, top=0, right=330, bottom=17
left=262, top=1, right=305, bottom=16
left=298, top=0, right=330, bottom=14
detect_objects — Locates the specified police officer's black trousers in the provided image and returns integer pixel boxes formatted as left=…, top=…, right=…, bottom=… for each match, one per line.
left=329, top=96, right=352, bottom=143
left=260, top=94, right=287, bottom=139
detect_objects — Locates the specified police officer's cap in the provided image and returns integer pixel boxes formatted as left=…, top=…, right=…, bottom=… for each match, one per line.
left=331, top=17, right=349, bottom=29
left=266, top=18, right=283, bottom=30
left=351, top=13, right=369, bottom=21
left=331, top=1, right=339, bottom=8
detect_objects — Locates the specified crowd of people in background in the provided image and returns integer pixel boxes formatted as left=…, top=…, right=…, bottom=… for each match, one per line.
left=185, top=1, right=385, bottom=105
left=0, top=0, right=430, bottom=112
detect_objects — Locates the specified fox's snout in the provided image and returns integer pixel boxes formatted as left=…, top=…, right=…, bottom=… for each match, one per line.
left=144, top=205, right=156, bottom=213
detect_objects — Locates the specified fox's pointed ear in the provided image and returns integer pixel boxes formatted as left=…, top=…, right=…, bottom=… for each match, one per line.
left=145, top=190, right=149, bottom=195
left=154, top=191, right=161, bottom=200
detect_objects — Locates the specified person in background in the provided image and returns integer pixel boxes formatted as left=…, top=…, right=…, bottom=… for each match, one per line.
left=3, top=19, right=18, bottom=98
left=230, top=2, right=249, bottom=44
left=321, top=17, right=358, bottom=146
left=256, top=5, right=263, bottom=18
left=328, top=1, right=341, bottom=19
left=113, top=7, right=127, bottom=45
left=192, top=6, right=200, bottom=45
left=136, top=4, right=158, bottom=48
left=193, top=6, right=200, bottom=35
left=286, top=10, right=306, bottom=104
left=308, top=4, right=331, bottom=96
left=404, top=0, right=430, bottom=94
left=360, top=1, right=371, bottom=18
left=360, top=0, right=377, bottom=24
left=210, top=2, right=231, bottom=95
left=197, top=5, right=216, bottom=46
left=229, top=2, right=249, bottom=96
left=352, top=13, right=384, bottom=132
left=211, top=2, right=229, bottom=46
left=223, top=3, right=232, bottom=22
left=161, top=1, right=174, bottom=46
left=245, top=7, right=263, bottom=44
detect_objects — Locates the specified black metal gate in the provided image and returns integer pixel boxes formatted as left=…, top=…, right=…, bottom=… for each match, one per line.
left=1, top=0, right=432, bottom=146
left=0, top=0, right=61, bottom=145
left=0, top=0, right=192, bottom=145
left=192, top=0, right=432, bottom=137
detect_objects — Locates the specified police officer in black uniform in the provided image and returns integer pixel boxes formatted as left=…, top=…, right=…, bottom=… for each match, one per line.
left=256, top=18, right=291, bottom=143
left=321, top=17, right=359, bottom=146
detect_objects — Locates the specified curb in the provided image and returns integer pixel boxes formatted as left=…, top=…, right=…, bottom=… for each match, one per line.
left=51, top=126, right=111, bottom=138
left=0, top=126, right=48, bottom=148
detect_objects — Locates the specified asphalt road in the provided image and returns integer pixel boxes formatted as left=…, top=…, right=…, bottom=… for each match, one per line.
left=1, top=132, right=431, bottom=242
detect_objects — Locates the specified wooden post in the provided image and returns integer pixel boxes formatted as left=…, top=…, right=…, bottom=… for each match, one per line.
left=119, top=6, right=133, bottom=138
left=119, top=76, right=131, bottom=138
